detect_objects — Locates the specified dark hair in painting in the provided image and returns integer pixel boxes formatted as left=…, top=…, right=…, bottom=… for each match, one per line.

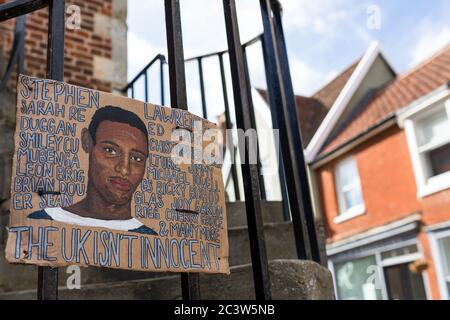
left=88, top=105, right=148, bottom=144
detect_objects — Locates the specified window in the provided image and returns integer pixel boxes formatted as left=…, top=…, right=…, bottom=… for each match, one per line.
left=404, top=98, right=450, bottom=197
left=438, top=235, right=450, bottom=298
left=332, top=241, right=428, bottom=300
left=334, top=157, right=365, bottom=223
left=429, top=228, right=450, bottom=300
left=335, top=255, right=383, bottom=300
left=381, top=244, right=418, bottom=260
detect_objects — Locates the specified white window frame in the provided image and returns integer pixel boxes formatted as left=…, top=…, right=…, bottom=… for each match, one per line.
left=333, top=156, right=366, bottom=224
left=403, top=95, right=450, bottom=198
left=428, top=228, right=450, bottom=300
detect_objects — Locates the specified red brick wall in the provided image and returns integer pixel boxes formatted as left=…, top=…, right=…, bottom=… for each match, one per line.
left=316, top=125, right=450, bottom=299
left=318, top=126, right=421, bottom=241
left=0, top=0, right=114, bottom=92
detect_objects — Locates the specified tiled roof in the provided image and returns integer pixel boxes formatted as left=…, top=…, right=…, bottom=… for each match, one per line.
left=256, top=89, right=327, bottom=145
left=319, top=44, right=450, bottom=156
left=255, top=60, right=358, bottom=145
left=295, top=96, right=329, bottom=145
left=312, top=60, right=360, bottom=109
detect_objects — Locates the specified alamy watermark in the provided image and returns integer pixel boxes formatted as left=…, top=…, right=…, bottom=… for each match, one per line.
left=169, top=121, right=281, bottom=177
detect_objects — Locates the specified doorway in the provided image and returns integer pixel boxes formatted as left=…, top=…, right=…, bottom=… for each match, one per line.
left=383, top=263, right=427, bottom=300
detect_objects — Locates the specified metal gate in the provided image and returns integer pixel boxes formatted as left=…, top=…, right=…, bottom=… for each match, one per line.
left=0, top=0, right=321, bottom=301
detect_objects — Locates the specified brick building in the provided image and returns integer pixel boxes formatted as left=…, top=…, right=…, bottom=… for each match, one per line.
left=0, top=0, right=127, bottom=241
left=0, top=0, right=127, bottom=91
left=306, top=42, right=450, bottom=300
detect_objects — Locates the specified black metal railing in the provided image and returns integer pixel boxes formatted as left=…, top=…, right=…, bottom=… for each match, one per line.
left=124, top=0, right=322, bottom=300
left=0, top=14, right=26, bottom=91
left=1, top=0, right=322, bottom=301
left=0, top=0, right=66, bottom=300
left=123, top=54, right=166, bottom=105
left=184, top=34, right=266, bottom=202
left=124, top=34, right=272, bottom=203
left=260, top=0, right=320, bottom=263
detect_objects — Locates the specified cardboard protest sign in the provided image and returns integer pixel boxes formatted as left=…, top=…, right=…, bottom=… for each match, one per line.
left=5, top=75, right=229, bottom=274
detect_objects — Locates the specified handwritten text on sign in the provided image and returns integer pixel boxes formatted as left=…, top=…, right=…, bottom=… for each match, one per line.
left=6, top=75, right=229, bottom=274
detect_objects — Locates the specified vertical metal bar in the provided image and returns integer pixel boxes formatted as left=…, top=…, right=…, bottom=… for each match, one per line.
left=160, top=55, right=165, bottom=105
left=271, top=0, right=320, bottom=263
left=260, top=36, right=291, bottom=222
left=218, top=53, right=240, bottom=201
left=144, top=70, right=149, bottom=102
left=131, top=86, right=135, bottom=99
left=197, top=58, right=208, bottom=119
left=38, top=0, right=65, bottom=301
left=0, top=15, right=26, bottom=91
left=17, top=15, right=26, bottom=74
left=259, top=0, right=311, bottom=260
left=223, top=0, right=272, bottom=300
left=165, top=0, right=187, bottom=110
left=164, top=0, right=201, bottom=300
left=243, top=46, right=266, bottom=200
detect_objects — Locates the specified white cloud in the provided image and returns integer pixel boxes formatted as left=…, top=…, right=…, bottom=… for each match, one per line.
left=409, top=19, right=450, bottom=67
left=281, top=0, right=349, bottom=35
left=127, top=31, right=165, bottom=80
left=126, top=0, right=367, bottom=107
left=289, top=57, right=331, bottom=96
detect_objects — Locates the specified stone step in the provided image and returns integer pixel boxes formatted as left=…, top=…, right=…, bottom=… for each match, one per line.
left=226, top=201, right=284, bottom=228
left=0, top=259, right=334, bottom=300
left=228, top=222, right=296, bottom=266
left=0, top=221, right=297, bottom=293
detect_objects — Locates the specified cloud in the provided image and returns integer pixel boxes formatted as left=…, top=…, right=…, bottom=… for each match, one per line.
left=127, top=31, right=165, bottom=80
left=289, top=57, right=334, bottom=96
left=126, top=0, right=375, bottom=107
left=409, top=18, right=450, bottom=67
left=281, top=0, right=350, bottom=36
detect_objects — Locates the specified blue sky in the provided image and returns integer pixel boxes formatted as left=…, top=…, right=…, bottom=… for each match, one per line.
left=127, top=0, right=450, bottom=120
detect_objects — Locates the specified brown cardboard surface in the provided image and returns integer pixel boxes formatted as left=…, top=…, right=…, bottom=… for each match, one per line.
left=5, top=75, right=229, bottom=274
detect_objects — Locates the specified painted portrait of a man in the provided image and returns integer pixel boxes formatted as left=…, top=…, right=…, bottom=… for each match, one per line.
left=28, top=106, right=157, bottom=235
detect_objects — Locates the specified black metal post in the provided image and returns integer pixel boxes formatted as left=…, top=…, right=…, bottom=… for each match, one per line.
left=260, top=37, right=291, bottom=222
left=243, top=47, right=266, bottom=200
left=164, top=0, right=201, bottom=300
left=144, top=70, right=149, bottom=102
left=218, top=53, right=240, bottom=201
left=0, top=15, right=26, bottom=91
left=17, top=15, right=25, bottom=75
left=271, top=0, right=320, bottom=263
left=260, top=0, right=312, bottom=260
left=197, top=58, right=208, bottom=119
left=160, top=55, right=166, bottom=105
left=37, top=0, right=65, bottom=300
left=223, top=0, right=272, bottom=300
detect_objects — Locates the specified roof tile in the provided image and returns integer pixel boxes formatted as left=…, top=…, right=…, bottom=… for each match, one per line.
left=319, top=44, right=450, bottom=156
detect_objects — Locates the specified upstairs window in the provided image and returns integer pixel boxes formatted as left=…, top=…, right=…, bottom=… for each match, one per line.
left=415, top=107, right=450, bottom=178
left=334, top=157, right=365, bottom=223
left=404, top=98, right=450, bottom=197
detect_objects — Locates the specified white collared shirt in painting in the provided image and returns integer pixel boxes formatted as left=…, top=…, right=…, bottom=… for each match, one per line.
left=27, top=207, right=157, bottom=235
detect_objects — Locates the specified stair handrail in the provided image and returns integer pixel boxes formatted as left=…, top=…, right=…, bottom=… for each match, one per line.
left=123, top=33, right=263, bottom=99
left=184, top=33, right=262, bottom=62
left=125, top=34, right=265, bottom=201
left=0, top=14, right=26, bottom=92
